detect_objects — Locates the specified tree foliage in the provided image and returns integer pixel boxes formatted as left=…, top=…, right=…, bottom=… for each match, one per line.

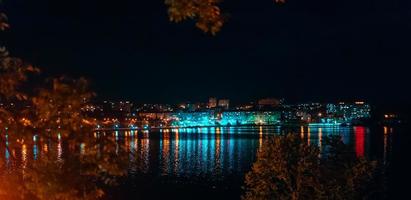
left=31, top=77, right=96, bottom=133
left=0, top=12, right=128, bottom=200
left=243, top=134, right=379, bottom=200
left=165, top=0, right=285, bottom=35
left=243, top=134, right=322, bottom=200
left=165, top=0, right=225, bottom=35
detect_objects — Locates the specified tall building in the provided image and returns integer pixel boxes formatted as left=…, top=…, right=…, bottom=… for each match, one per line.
left=326, top=102, right=371, bottom=123
left=208, top=97, right=217, bottom=108
left=117, top=101, right=133, bottom=113
left=101, top=100, right=133, bottom=117
left=218, top=99, right=230, bottom=110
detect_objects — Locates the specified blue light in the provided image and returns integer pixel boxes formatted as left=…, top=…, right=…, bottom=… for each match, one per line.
left=5, top=149, right=9, bottom=161
left=33, top=144, right=38, bottom=160
left=170, top=111, right=280, bottom=128
left=309, top=123, right=342, bottom=127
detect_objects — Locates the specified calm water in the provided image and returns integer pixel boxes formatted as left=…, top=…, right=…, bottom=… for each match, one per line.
left=107, top=125, right=392, bottom=199
left=2, top=125, right=402, bottom=199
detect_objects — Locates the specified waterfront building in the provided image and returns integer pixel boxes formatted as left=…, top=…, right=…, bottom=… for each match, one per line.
left=169, top=111, right=280, bottom=127
left=326, top=102, right=371, bottom=123
left=208, top=97, right=217, bottom=108
left=218, top=99, right=230, bottom=110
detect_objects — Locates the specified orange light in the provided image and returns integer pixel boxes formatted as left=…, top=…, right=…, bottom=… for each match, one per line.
left=300, top=126, right=304, bottom=139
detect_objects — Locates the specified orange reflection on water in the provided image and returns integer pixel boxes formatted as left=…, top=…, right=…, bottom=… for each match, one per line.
left=215, top=132, right=221, bottom=167
left=141, top=136, right=150, bottom=173
left=173, top=131, right=179, bottom=174
left=124, top=132, right=130, bottom=151
left=80, top=143, right=85, bottom=155
left=383, top=126, right=393, bottom=164
left=384, top=127, right=388, bottom=164
left=318, top=128, right=323, bottom=148
left=21, top=144, right=27, bottom=169
left=57, top=140, right=63, bottom=162
left=384, top=126, right=389, bottom=135
left=259, top=126, right=263, bottom=150
left=307, top=127, right=311, bottom=145
left=162, top=132, right=170, bottom=174
left=133, top=137, right=138, bottom=151
left=300, top=126, right=304, bottom=139
left=43, top=144, right=48, bottom=153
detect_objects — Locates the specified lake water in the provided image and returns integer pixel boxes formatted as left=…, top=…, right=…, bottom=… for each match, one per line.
left=2, top=125, right=403, bottom=199
left=106, top=125, right=394, bottom=199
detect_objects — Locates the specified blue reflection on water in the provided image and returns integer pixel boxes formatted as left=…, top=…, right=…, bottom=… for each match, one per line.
left=0, top=126, right=374, bottom=182
left=33, top=144, right=38, bottom=160
left=121, top=126, right=370, bottom=181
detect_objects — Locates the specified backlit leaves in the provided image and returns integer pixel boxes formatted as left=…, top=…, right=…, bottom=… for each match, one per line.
left=243, top=135, right=380, bottom=200
left=165, top=0, right=286, bottom=35
left=243, top=134, right=321, bottom=200
left=0, top=47, right=39, bottom=99
left=0, top=16, right=126, bottom=199
left=165, top=0, right=225, bottom=35
left=32, top=76, right=96, bottom=134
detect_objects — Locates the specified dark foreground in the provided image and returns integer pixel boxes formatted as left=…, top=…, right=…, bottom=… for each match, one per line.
left=100, top=125, right=411, bottom=200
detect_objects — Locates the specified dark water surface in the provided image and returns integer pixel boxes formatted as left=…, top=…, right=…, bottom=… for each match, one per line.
left=3, top=125, right=406, bottom=199
left=104, top=125, right=400, bottom=200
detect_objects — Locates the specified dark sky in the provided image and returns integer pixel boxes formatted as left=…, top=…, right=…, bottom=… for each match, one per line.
left=2, top=0, right=411, bottom=104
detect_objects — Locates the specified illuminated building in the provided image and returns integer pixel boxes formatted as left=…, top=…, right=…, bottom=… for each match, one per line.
left=281, top=102, right=324, bottom=123
left=169, top=111, right=280, bottom=127
left=326, top=102, right=371, bottom=124
left=177, top=102, right=201, bottom=111
left=136, top=104, right=174, bottom=112
left=208, top=97, right=217, bottom=108
left=235, top=103, right=255, bottom=111
left=97, top=100, right=134, bottom=118
left=117, top=101, right=133, bottom=113
left=89, top=99, right=373, bottom=128
left=382, top=113, right=402, bottom=125
left=297, top=112, right=312, bottom=122
left=218, top=99, right=230, bottom=110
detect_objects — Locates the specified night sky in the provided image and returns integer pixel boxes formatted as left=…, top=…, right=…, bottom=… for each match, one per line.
left=2, top=0, right=411, bottom=104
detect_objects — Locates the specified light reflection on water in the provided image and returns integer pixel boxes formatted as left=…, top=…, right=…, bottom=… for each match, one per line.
left=383, top=126, right=394, bottom=165
left=1, top=126, right=394, bottom=181
left=121, top=126, right=373, bottom=181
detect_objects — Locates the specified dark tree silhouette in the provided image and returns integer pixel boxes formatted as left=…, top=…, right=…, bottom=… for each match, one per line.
left=0, top=11, right=128, bottom=200
left=243, top=134, right=380, bottom=200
